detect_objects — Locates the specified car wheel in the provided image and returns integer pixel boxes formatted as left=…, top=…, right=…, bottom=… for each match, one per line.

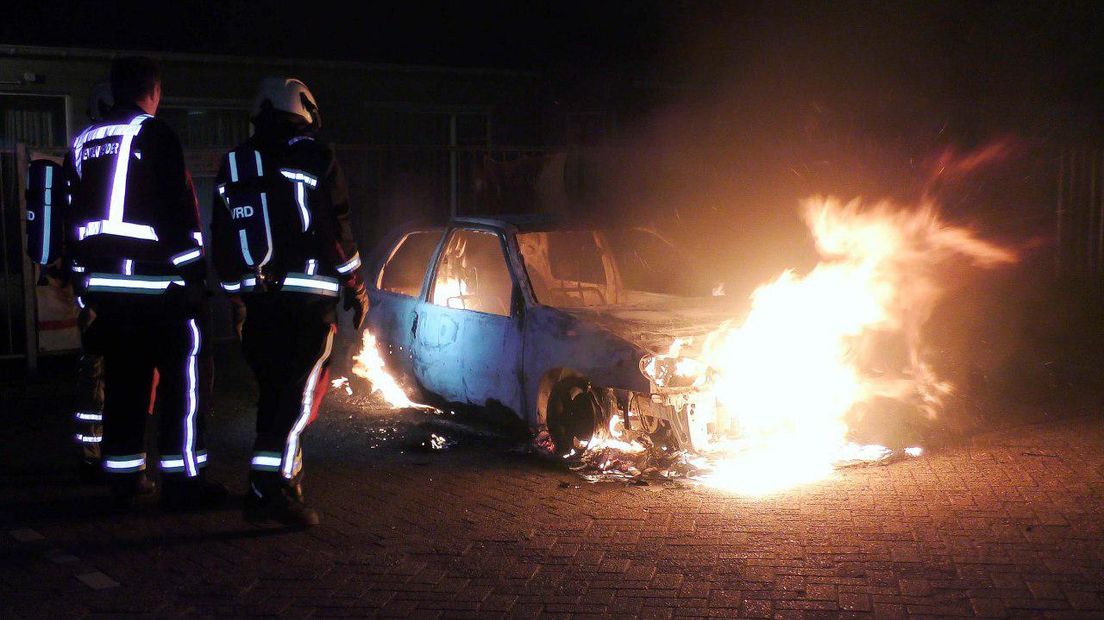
left=546, top=377, right=599, bottom=455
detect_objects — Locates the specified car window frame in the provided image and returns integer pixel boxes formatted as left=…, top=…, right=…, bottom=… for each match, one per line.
left=515, top=228, right=623, bottom=309
left=425, top=225, right=521, bottom=318
left=374, top=228, right=446, bottom=299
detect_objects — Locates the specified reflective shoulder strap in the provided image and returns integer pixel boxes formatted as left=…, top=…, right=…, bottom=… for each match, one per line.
left=106, top=114, right=151, bottom=224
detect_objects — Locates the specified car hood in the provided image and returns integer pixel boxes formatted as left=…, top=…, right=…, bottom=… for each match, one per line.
left=556, top=291, right=746, bottom=356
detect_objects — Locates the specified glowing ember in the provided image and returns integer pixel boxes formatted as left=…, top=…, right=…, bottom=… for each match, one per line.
left=331, top=376, right=353, bottom=396
left=351, top=329, right=419, bottom=408
left=424, top=433, right=455, bottom=450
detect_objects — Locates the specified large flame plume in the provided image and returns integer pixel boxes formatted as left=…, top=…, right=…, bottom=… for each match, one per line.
left=693, top=197, right=1016, bottom=493
left=576, top=197, right=1016, bottom=494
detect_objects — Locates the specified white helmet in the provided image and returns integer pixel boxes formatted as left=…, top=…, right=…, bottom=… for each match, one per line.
left=87, top=81, right=113, bottom=122
left=252, top=77, right=321, bottom=130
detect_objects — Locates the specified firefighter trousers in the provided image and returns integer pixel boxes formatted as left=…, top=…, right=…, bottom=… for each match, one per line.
left=74, top=307, right=105, bottom=461
left=242, top=294, right=336, bottom=481
left=82, top=294, right=207, bottom=477
left=74, top=350, right=105, bottom=461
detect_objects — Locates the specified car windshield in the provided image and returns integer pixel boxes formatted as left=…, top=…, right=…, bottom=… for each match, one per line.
left=518, top=227, right=714, bottom=309
left=603, top=227, right=712, bottom=297
left=518, top=231, right=612, bottom=308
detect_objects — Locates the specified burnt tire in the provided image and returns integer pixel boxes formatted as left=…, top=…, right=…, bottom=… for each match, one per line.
left=545, top=377, right=599, bottom=456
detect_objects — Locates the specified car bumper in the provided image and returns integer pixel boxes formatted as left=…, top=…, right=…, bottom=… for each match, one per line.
left=613, top=385, right=725, bottom=451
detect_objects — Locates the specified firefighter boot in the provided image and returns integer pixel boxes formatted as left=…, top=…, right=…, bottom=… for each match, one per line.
left=160, top=472, right=228, bottom=511
left=243, top=473, right=320, bottom=528
left=110, top=471, right=157, bottom=509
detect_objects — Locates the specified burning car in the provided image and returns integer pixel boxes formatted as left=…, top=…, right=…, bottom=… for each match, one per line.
left=364, top=215, right=734, bottom=453
left=359, top=200, right=1019, bottom=492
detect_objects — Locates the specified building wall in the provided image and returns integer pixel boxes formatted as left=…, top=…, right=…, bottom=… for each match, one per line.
left=0, top=44, right=546, bottom=148
left=0, top=44, right=558, bottom=237
left=0, top=45, right=568, bottom=347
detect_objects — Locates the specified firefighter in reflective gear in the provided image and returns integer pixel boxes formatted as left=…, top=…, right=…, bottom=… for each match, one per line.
left=74, top=82, right=115, bottom=479
left=212, top=77, right=368, bottom=527
left=75, top=83, right=118, bottom=480
left=63, top=57, right=225, bottom=508
left=26, top=156, right=107, bottom=481
left=24, top=82, right=114, bottom=482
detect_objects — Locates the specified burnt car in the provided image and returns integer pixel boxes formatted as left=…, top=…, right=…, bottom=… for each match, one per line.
left=365, top=215, right=740, bottom=453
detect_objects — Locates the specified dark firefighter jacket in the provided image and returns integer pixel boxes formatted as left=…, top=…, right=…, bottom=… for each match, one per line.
left=62, top=103, right=205, bottom=296
left=210, top=112, right=362, bottom=299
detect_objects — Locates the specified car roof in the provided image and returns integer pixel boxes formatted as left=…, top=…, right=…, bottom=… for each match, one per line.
left=452, top=213, right=603, bottom=232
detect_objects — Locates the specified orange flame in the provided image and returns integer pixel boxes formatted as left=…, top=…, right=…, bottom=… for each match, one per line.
left=689, top=197, right=1015, bottom=494
left=351, top=329, right=419, bottom=408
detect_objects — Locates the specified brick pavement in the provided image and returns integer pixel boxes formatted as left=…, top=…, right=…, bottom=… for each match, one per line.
left=2, top=351, right=1104, bottom=618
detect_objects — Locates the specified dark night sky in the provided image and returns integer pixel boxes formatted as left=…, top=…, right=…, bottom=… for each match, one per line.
left=6, top=1, right=1102, bottom=139
left=3, top=2, right=1099, bottom=88
left=3, top=0, right=674, bottom=69
left=4, top=1, right=1101, bottom=134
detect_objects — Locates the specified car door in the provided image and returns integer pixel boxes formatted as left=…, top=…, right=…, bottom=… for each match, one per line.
left=413, top=227, right=524, bottom=415
left=367, top=228, right=445, bottom=380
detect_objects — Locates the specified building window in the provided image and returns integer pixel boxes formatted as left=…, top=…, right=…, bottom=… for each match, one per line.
left=0, top=94, right=67, bottom=148
left=363, top=108, right=488, bottom=146
left=158, top=106, right=251, bottom=149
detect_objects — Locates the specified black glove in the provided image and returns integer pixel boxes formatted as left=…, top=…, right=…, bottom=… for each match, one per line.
left=343, top=284, right=369, bottom=331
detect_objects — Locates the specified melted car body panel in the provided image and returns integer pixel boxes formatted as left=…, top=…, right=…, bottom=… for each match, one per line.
left=366, top=290, right=420, bottom=378
left=522, top=305, right=649, bottom=426
left=459, top=311, right=524, bottom=412
left=412, top=303, right=464, bottom=402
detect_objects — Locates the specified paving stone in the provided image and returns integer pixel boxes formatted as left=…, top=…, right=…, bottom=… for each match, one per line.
left=971, top=597, right=1009, bottom=617
left=8, top=528, right=44, bottom=542
left=5, top=363, right=1104, bottom=618
left=76, top=571, right=120, bottom=590
left=1065, top=590, right=1104, bottom=611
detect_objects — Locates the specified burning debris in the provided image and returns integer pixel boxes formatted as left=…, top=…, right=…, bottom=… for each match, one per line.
left=568, top=416, right=702, bottom=483
left=423, top=433, right=456, bottom=451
